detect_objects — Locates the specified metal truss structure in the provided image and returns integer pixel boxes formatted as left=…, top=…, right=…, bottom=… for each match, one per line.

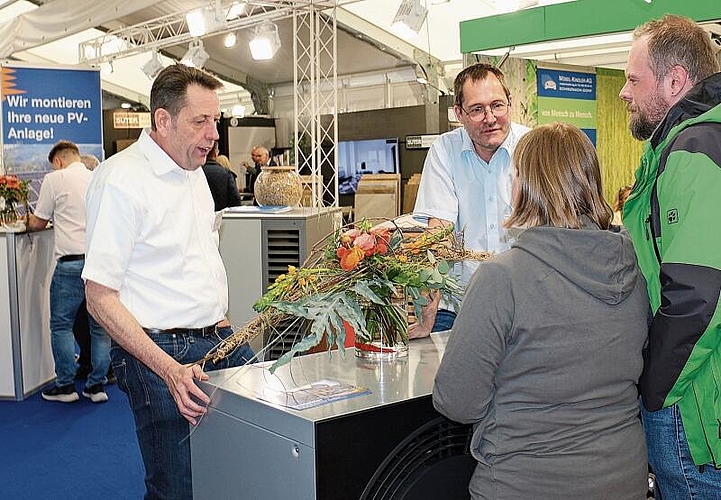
left=77, top=0, right=340, bottom=207
left=293, top=5, right=338, bottom=207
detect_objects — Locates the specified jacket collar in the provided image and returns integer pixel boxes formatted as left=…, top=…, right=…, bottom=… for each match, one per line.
left=651, top=72, right=721, bottom=148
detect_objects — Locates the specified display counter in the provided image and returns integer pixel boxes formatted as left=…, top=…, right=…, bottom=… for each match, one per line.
left=0, top=229, right=55, bottom=400
left=219, top=207, right=341, bottom=358
left=191, top=332, right=475, bottom=500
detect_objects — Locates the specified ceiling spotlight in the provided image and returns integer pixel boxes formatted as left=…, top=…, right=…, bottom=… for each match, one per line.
left=223, top=32, right=238, bottom=48
left=391, top=0, right=428, bottom=39
left=226, top=1, right=246, bottom=20
left=181, top=39, right=210, bottom=69
left=231, top=104, right=246, bottom=118
left=186, top=9, right=206, bottom=37
left=186, top=6, right=226, bottom=37
left=249, top=21, right=281, bottom=60
left=120, top=102, right=132, bottom=109
left=141, top=52, right=164, bottom=79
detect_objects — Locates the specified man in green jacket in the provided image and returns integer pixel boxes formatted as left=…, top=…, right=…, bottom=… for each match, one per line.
left=620, top=14, right=721, bottom=498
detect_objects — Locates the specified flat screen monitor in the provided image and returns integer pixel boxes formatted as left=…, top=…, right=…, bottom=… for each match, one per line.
left=337, top=138, right=399, bottom=194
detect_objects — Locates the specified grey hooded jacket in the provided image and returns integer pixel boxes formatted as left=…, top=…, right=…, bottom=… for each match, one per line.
left=433, top=222, right=649, bottom=499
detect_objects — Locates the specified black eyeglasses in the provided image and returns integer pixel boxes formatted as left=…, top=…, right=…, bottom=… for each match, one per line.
left=460, top=101, right=509, bottom=122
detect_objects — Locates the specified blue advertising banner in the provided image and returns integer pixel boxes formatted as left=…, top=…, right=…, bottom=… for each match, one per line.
left=1, top=64, right=103, bottom=211
left=537, top=67, right=597, bottom=145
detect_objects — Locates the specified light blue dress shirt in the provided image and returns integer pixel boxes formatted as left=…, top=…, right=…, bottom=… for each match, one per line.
left=413, top=123, right=531, bottom=254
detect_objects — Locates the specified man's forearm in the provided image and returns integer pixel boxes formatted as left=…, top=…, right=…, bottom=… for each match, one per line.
left=428, top=217, right=452, bottom=228
left=27, top=214, right=48, bottom=231
left=85, top=280, right=177, bottom=380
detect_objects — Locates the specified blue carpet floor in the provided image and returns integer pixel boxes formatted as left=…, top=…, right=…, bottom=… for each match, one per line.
left=0, top=381, right=145, bottom=499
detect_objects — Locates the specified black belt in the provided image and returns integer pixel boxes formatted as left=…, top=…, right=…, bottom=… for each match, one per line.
left=58, top=254, right=84, bottom=262
left=142, top=324, right=219, bottom=336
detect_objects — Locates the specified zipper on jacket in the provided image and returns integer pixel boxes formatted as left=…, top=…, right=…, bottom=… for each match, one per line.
left=645, top=215, right=651, bottom=240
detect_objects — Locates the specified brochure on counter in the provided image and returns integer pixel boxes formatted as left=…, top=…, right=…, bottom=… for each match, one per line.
left=258, top=379, right=371, bottom=410
left=225, top=205, right=293, bottom=214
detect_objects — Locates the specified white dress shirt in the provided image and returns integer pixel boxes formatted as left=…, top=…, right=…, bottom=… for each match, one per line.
left=34, top=161, right=91, bottom=260
left=83, top=129, right=227, bottom=329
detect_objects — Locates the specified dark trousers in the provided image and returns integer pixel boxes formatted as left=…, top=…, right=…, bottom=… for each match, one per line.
left=73, top=300, right=91, bottom=368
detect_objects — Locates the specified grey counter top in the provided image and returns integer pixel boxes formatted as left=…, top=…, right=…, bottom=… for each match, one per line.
left=199, top=331, right=449, bottom=445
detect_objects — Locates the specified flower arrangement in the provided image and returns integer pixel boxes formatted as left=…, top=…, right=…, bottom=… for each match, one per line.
left=199, top=219, right=491, bottom=373
left=0, top=175, right=29, bottom=205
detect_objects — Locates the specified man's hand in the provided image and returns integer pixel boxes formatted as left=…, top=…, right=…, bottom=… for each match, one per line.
left=86, top=280, right=218, bottom=425
left=408, top=291, right=441, bottom=340
left=163, top=363, right=211, bottom=425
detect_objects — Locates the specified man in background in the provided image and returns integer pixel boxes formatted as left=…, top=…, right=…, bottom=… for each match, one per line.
left=80, top=154, right=99, bottom=171
left=411, top=63, right=530, bottom=338
left=28, top=140, right=110, bottom=404
left=620, top=14, right=721, bottom=498
left=202, top=141, right=241, bottom=210
left=83, top=64, right=254, bottom=500
left=74, top=152, right=116, bottom=384
left=243, top=144, right=275, bottom=194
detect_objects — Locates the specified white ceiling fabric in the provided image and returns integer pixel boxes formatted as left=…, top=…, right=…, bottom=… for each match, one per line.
left=0, top=0, right=159, bottom=58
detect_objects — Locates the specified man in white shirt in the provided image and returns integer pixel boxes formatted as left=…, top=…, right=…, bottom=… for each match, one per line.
left=412, top=63, right=530, bottom=338
left=29, top=140, right=110, bottom=404
left=83, top=64, right=254, bottom=500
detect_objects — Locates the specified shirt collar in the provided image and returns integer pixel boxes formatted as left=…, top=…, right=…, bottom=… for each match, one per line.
left=65, top=161, right=88, bottom=170
left=139, top=128, right=186, bottom=178
left=459, top=125, right=514, bottom=168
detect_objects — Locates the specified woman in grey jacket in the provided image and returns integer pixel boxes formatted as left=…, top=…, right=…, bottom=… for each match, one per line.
left=433, top=123, right=649, bottom=499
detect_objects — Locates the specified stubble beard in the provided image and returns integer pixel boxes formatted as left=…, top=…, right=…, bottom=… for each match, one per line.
left=629, top=92, right=670, bottom=141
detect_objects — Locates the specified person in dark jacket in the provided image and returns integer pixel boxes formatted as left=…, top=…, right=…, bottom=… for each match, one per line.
left=202, top=141, right=241, bottom=211
left=433, top=123, right=649, bottom=499
left=620, top=14, right=721, bottom=498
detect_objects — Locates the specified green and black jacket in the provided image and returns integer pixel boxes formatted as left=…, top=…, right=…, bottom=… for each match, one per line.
left=623, top=72, right=721, bottom=467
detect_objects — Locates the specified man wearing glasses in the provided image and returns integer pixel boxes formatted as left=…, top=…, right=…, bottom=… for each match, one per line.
left=411, top=63, right=530, bottom=338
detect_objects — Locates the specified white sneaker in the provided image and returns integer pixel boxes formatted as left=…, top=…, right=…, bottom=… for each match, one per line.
left=42, top=384, right=79, bottom=403
left=82, top=384, right=108, bottom=403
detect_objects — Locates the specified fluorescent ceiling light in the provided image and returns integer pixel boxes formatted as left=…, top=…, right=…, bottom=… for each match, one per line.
left=477, top=32, right=634, bottom=58
left=249, top=22, right=281, bottom=60
left=223, top=32, right=238, bottom=48
left=120, top=102, right=132, bottom=109
left=391, top=0, right=428, bottom=39
left=141, top=51, right=164, bottom=79
left=181, top=39, right=210, bottom=68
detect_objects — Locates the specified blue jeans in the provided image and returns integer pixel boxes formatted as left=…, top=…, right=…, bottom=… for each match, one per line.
left=111, top=327, right=254, bottom=500
left=432, top=309, right=457, bottom=332
left=49, top=259, right=110, bottom=387
left=641, top=402, right=721, bottom=499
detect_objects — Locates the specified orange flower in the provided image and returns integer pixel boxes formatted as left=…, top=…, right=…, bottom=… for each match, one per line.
left=5, top=176, right=19, bottom=189
left=337, top=246, right=365, bottom=271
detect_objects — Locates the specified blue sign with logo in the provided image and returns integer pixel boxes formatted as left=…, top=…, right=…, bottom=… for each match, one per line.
left=537, top=68, right=596, bottom=100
